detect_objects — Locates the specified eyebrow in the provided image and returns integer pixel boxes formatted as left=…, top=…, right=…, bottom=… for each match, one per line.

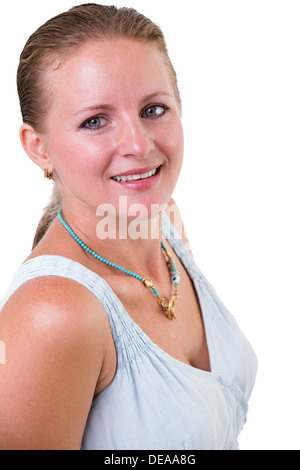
left=73, top=92, right=173, bottom=116
left=141, top=91, right=173, bottom=103
left=73, top=104, right=115, bottom=115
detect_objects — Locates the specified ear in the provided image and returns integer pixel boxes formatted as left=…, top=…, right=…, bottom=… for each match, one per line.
left=19, top=124, right=54, bottom=175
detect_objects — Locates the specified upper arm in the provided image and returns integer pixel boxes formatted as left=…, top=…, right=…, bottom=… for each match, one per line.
left=0, top=277, right=107, bottom=450
left=167, top=198, right=193, bottom=256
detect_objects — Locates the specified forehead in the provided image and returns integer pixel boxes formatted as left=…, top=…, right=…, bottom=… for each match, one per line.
left=48, top=38, right=174, bottom=109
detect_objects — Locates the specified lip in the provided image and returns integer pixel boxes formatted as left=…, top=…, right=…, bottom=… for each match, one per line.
left=111, top=165, right=160, bottom=178
left=111, top=165, right=162, bottom=190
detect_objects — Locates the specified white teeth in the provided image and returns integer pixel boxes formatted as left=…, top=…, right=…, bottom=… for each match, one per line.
left=112, top=167, right=158, bottom=183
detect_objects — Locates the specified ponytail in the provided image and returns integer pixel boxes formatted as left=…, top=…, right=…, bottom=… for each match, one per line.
left=32, top=185, right=62, bottom=249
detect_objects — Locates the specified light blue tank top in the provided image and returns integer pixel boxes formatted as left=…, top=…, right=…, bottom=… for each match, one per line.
left=7, top=212, right=257, bottom=450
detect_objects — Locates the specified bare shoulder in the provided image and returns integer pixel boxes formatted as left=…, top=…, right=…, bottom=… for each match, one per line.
left=1, top=275, right=110, bottom=346
left=165, top=198, right=193, bottom=256
left=0, top=276, right=112, bottom=449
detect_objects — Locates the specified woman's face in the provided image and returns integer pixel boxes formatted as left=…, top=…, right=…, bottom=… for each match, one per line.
left=42, top=38, right=184, bottom=219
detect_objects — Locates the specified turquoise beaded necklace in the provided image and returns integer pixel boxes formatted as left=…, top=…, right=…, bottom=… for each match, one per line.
left=57, top=208, right=180, bottom=320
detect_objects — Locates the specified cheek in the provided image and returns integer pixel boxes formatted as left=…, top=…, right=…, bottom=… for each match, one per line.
left=47, top=130, right=110, bottom=177
left=159, top=120, right=184, bottom=168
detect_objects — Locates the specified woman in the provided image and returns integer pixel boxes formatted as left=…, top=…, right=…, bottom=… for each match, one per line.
left=0, top=3, right=257, bottom=450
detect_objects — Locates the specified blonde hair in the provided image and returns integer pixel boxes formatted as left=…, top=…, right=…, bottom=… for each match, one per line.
left=17, top=3, right=180, bottom=248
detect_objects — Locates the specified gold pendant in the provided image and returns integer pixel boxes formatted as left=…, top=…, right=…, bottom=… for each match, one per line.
left=143, top=278, right=179, bottom=320
left=168, top=293, right=178, bottom=320
left=158, top=293, right=178, bottom=320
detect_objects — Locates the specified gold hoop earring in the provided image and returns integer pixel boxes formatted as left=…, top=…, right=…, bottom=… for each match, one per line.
left=44, top=168, right=54, bottom=180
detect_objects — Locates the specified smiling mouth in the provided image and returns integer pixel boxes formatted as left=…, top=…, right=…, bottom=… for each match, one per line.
left=111, top=166, right=161, bottom=183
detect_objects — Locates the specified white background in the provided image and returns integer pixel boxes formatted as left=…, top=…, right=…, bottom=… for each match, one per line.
left=0, top=0, right=299, bottom=450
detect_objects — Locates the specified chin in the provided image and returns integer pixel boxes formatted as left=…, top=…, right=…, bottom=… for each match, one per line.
left=115, top=192, right=172, bottom=221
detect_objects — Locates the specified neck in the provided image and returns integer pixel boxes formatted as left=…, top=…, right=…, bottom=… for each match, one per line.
left=59, top=205, right=168, bottom=282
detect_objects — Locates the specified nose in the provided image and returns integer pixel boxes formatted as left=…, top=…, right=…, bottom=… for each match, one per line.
left=114, top=115, right=154, bottom=159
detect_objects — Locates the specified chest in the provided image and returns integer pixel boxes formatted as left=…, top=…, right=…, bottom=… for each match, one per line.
left=108, top=263, right=211, bottom=373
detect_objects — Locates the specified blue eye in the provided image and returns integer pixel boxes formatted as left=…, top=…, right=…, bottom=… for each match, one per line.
left=82, top=116, right=108, bottom=130
left=142, top=105, right=168, bottom=119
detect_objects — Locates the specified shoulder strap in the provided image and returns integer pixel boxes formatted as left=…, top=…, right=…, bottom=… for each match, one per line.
left=161, top=211, right=203, bottom=284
